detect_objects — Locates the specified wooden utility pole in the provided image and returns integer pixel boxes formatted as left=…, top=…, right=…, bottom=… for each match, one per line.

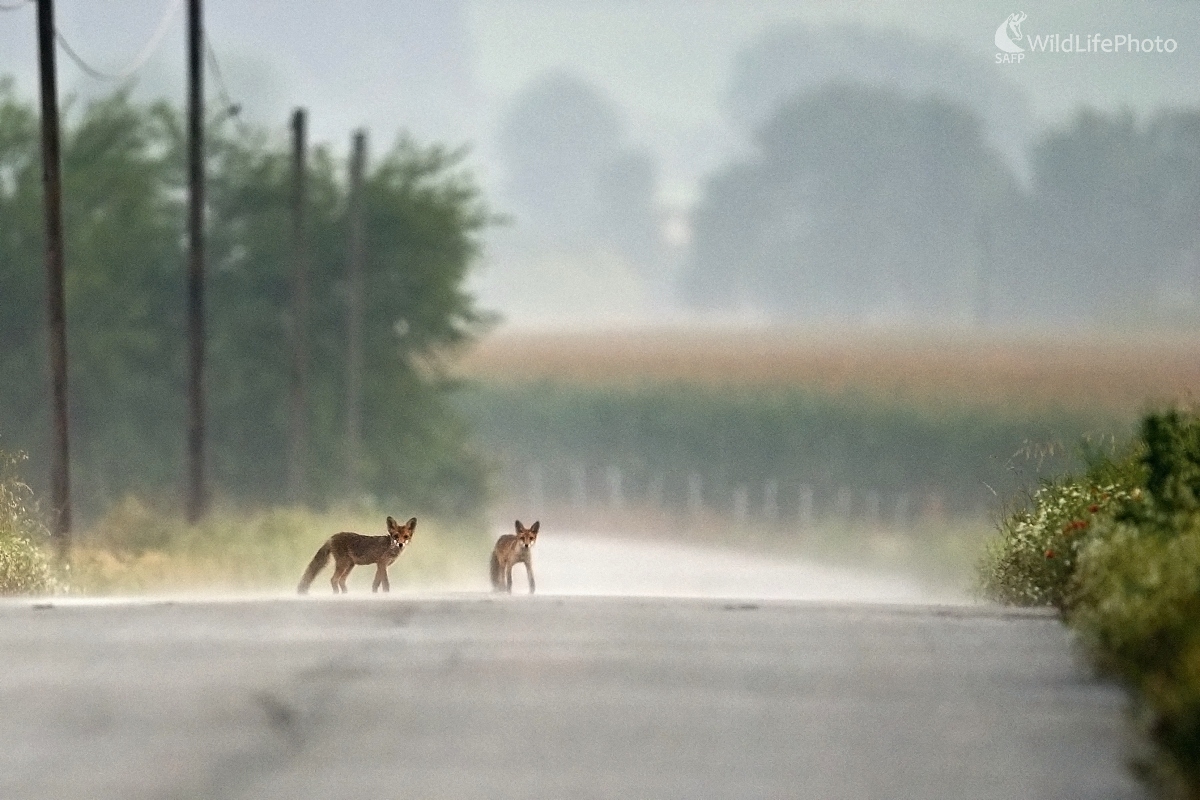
left=287, top=108, right=309, bottom=504
left=345, top=130, right=367, bottom=494
left=185, top=0, right=207, bottom=523
left=36, top=0, right=71, bottom=551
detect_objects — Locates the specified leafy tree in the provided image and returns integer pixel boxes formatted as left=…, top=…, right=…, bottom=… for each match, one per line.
left=997, top=108, right=1200, bottom=323
left=0, top=79, right=492, bottom=518
left=681, top=83, right=1012, bottom=322
left=495, top=72, right=664, bottom=277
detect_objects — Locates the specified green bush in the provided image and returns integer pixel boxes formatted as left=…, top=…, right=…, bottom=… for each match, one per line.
left=981, top=411, right=1200, bottom=797
left=0, top=451, right=59, bottom=595
left=978, top=451, right=1141, bottom=608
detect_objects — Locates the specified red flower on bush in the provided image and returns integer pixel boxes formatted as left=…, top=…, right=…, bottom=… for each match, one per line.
left=1087, top=504, right=1100, bottom=514
left=1062, top=519, right=1089, bottom=535
left=1045, top=549, right=1056, bottom=559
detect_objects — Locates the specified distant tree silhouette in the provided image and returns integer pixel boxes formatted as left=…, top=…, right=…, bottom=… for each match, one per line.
left=496, top=72, right=664, bottom=278
left=682, top=83, right=1011, bottom=322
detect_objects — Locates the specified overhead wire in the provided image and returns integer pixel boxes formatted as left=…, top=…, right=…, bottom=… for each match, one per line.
left=204, top=30, right=246, bottom=133
left=53, top=0, right=184, bottom=82
left=20, top=0, right=247, bottom=135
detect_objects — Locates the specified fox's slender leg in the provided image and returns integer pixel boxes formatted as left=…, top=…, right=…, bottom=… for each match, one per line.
left=372, top=564, right=390, bottom=593
left=524, top=560, right=535, bottom=594
left=505, top=563, right=514, bottom=593
left=332, top=561, right=352, bottom=593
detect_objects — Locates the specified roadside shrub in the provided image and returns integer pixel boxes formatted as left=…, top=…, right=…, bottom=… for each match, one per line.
left=982, top=410, right=1200, bottom=798
left=1070, top=512, right=1200, bottom=797
left=978, top=449, right=1140, bottom=607
left=0, top=451, right=59, bottom=595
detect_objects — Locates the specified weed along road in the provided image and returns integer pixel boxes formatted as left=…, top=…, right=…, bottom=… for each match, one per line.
left=0, top=593, right=1141, bottom=799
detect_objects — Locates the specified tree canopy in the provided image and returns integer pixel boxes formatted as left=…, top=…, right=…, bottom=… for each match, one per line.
left=0, top=78, right=492, bottom=518
left=681, top=81, right=1200, bottom=326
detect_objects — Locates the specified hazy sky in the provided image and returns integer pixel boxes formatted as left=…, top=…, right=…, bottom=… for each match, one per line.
left=2, top=0, right=1198, bottom=325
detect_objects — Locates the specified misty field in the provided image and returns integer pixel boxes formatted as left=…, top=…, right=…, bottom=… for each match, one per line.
left=448, top=328, right=1200, bottom=589
left=455, top=328, right=1200, bottom=414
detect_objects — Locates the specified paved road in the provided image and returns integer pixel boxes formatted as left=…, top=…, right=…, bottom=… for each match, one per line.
left=0, top=593, right=1142, bottom=800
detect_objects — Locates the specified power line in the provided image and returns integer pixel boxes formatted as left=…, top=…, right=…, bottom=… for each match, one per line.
left=204, top=31, right=244, bottom=127
left=54, top=0, right=184, bottom=82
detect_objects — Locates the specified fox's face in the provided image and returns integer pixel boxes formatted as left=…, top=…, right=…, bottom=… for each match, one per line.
left=514, top=519, right=540, bottom=549
left=386, top=515, right=417, bottom=551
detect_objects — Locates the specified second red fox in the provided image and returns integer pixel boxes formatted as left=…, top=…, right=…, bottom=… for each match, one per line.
left=490, top=520, right=539, bottom=594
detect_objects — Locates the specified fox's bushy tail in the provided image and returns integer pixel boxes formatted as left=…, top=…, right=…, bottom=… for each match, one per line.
left=297, top=540, right=332, bottom=594
left=489, top=550, right=503, bottom=591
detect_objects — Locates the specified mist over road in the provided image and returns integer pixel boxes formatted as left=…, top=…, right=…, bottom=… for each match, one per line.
left=532, top=531, right=957, bottom=604
left=0, top=567, right=1141, bottom=799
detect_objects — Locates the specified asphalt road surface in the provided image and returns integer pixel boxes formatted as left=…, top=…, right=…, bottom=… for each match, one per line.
left=0, top=535, right=1144, bottom=800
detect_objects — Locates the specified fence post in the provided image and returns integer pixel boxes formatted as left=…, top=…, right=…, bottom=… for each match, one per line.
left=606, top=465, right=624, bottom=511
left=647, top=471, right=665, bottom=511
left=864, top=489, right=881, bottom=528
left=687, top=473, right=704, bottom=518
left=834, top=486, right=852, bottom=525
left=732, top=485, right=749, bottom=525
left=570, top=464, right=588, bottom=509
left=798, top=483, right=814, bottom=531
left=893, top=492, right=911, bottom=531
left=763, top=479, right=779, bottom=523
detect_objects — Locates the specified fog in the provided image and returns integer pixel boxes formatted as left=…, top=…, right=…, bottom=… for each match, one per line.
left=2, top=0, right=1199, bottom=599
left=3, top=0, right=1199, bottom=326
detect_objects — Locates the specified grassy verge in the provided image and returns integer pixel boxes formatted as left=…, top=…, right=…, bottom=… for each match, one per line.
left=67, top=497, right=490, bottom=595
left=979, top=410, right=1200, bottom=798
left=0, top=451, right=59, bottom=595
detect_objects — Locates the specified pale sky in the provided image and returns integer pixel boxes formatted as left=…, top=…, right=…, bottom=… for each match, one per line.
left=2, top=0, right=1198, bottom=325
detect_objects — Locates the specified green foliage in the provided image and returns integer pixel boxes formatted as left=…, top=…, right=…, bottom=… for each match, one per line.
left=458, top=381, right=1118, bottom=516
left=0, top=451, right=58, bottom=595
left=978, top=466, right=1140, bottom=608
left=682, top=80, right=1200, bottom=326
left=0, top=79, right=492, bottom=516
left=1004, top=109, right=1200, bottom=323
left=682, top=83, right=1013, bottom=319
left=981, top=410, right=1200, bottom=797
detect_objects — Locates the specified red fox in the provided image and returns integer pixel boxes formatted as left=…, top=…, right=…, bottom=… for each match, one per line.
left=490, top=520, right=539, bottom=594
left=297, top=515, right=416, bottom=595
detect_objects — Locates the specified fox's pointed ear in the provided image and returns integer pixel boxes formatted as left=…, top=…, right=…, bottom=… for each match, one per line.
left=515, top=520, right=523, bottom=533
left=386, top=516, right=399, bottom=533
left=530, top=521, right=540, bottom=534
left=406, top=516, right=417, bottom=531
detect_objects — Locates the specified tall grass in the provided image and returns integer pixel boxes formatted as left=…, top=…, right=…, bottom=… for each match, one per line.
left=69, top=498, right=491, bottom=594
left=0, top=451, right=59, bottom=595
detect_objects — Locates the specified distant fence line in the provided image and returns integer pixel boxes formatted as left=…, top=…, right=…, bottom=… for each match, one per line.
left=503, top=462, right=975, bottom=529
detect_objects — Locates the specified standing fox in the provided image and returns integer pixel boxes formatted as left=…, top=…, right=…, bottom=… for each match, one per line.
left=297, top=515, right=416, bottom=595
left=490, top=520, right=539, bottom=594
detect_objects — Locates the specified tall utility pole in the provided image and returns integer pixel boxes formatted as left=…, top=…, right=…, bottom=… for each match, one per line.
left=36, top=0, right=71, bottom=552
left=345, top=130, right=367, bottom=495
left=185, top=0, right=207, bottom=523
left=287, top=108, right=309, bottom=504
